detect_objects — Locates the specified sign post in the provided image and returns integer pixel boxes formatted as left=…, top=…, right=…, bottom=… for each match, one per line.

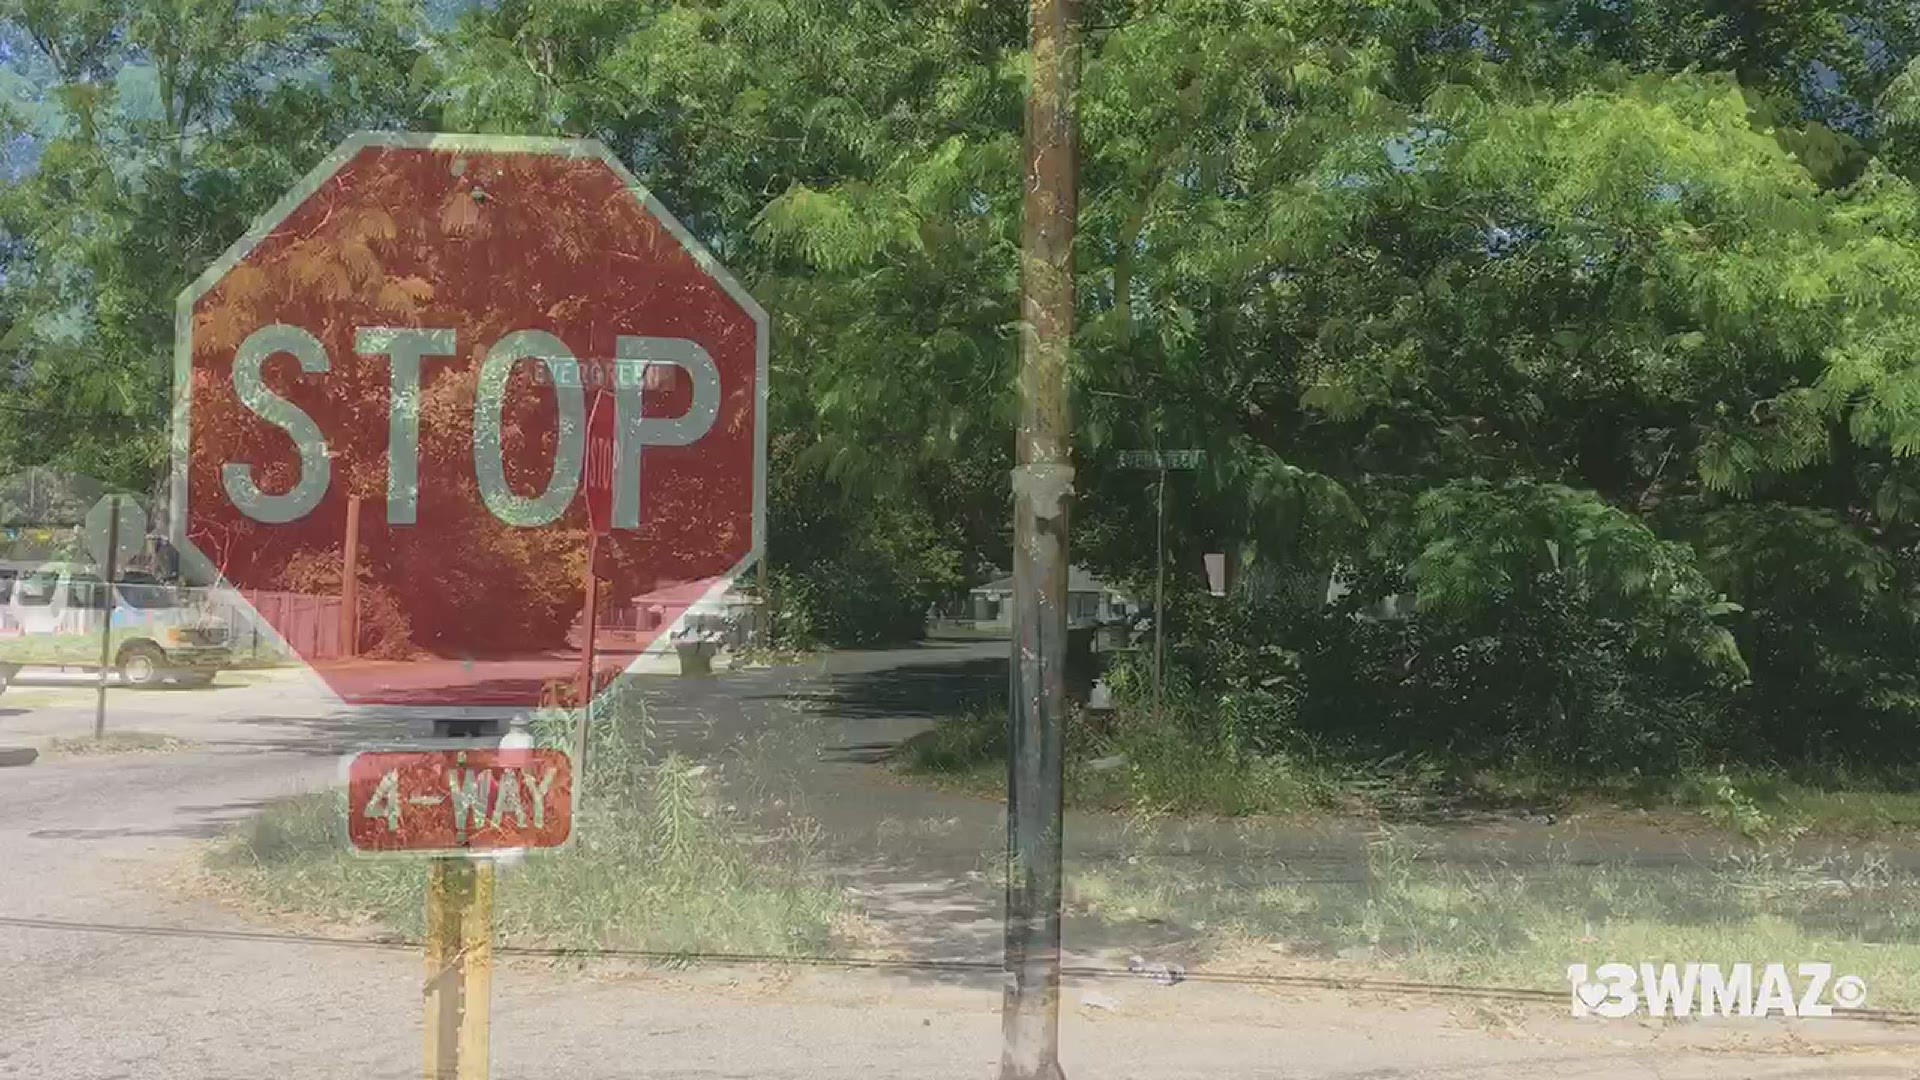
left=1114, top=450, right=1204, bottom=727
left=346, top=746, right=574, bottom=1080
left=424, top=858, right=493, bottom=1080
left=82, top=494, right=145, bottom=740
left=93, top=497, right=119, bottom=740
left=576, top=388, right=616, bottom=777
left=341, top=494, right=362, bottom=659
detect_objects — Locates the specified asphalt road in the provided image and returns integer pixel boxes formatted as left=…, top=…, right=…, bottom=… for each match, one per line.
left=4, top=652, right=1919, bottom=1078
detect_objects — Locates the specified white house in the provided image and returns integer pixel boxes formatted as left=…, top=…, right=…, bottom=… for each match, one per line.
left=968, top=566, right=1136, bottom=630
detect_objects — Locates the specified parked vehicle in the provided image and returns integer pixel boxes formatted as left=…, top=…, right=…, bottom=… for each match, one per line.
left=0, top=563, right=233, bottom=690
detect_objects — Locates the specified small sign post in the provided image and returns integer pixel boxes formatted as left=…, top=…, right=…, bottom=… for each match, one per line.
left=577, top=388, right=617, bottom=775
left=82, top=494, right=145, bottom=739
left=345, top=747, right=575, bottom=1080
left=1113, top=450, right=1204, bottom=726
left=425, top=858, right=492, bottom=1080
left=341, top=494, right=362, bottom=659
left=93, top=498, right=119, bottom=740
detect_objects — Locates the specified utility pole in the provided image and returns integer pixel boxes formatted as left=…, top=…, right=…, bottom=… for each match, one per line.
left=1002, top=0, right=1076, bottom=1075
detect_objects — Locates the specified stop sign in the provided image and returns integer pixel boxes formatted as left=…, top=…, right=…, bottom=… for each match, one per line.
left=583, top=389, right=616, bottom=538
left=172, top=133, right=766, bottom=709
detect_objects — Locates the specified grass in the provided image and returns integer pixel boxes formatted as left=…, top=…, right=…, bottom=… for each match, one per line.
left=896, top=706, right=1347, bottom=818
left=1037, top=823, right=1920, bottom=1011
left=897, top=703, right=1920, bottom=1009
left=1763, top=783, right=1920, bottom=836
left=1460, top=763, right=1920, bottom=840
left=205, top=683, right=853, bottom=958
left=725, top=643, right=815, bottom=670
left=48, top=731, right=193, bottom=755
left=898, top=707, right=1920, bottom=840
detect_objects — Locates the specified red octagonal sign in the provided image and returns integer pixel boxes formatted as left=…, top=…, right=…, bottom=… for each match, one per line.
left=171, top=133, right=767, bottom=710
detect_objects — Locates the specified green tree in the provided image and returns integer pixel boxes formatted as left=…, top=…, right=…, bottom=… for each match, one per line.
left=0, top=0, right=434, bottom=491
left=14, top=0, right=1920, bottom=756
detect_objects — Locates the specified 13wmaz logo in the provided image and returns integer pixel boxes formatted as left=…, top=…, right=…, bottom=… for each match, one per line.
left=1567, top=963, right=1868, bottom=1018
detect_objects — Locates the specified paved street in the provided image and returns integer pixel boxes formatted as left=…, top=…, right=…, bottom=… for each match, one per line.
left=4, top=648, right=1919, bottom=1078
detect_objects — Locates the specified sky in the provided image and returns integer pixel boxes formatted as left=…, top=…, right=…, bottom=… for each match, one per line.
left=0, top=0, right=495, bottom=179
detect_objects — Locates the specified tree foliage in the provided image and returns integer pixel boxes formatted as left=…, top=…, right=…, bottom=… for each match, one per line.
left=10, top=1, right=1920, bottom=751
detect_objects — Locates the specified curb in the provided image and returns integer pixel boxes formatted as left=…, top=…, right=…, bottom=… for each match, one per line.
left=0, top=745, right=39, bottom=767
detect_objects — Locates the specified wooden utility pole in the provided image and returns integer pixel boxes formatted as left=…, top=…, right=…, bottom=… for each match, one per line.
left=1002, top=0, right=1077, bottom=1075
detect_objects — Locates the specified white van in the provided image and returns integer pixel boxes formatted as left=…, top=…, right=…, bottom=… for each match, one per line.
left=0, top=563, right=233, bottom=691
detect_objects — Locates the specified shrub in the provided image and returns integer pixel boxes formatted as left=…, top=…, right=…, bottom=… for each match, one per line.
left=1127, top=481, right=1751, bottom=777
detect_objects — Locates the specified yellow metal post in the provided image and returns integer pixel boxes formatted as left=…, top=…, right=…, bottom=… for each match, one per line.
left=424, top=858, right=494, bottom=1080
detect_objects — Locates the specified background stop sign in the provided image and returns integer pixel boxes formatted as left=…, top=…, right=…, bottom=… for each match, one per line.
left=172, top=133, right=767, bottom=710
left=584, top=389, right=616, bottom=538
